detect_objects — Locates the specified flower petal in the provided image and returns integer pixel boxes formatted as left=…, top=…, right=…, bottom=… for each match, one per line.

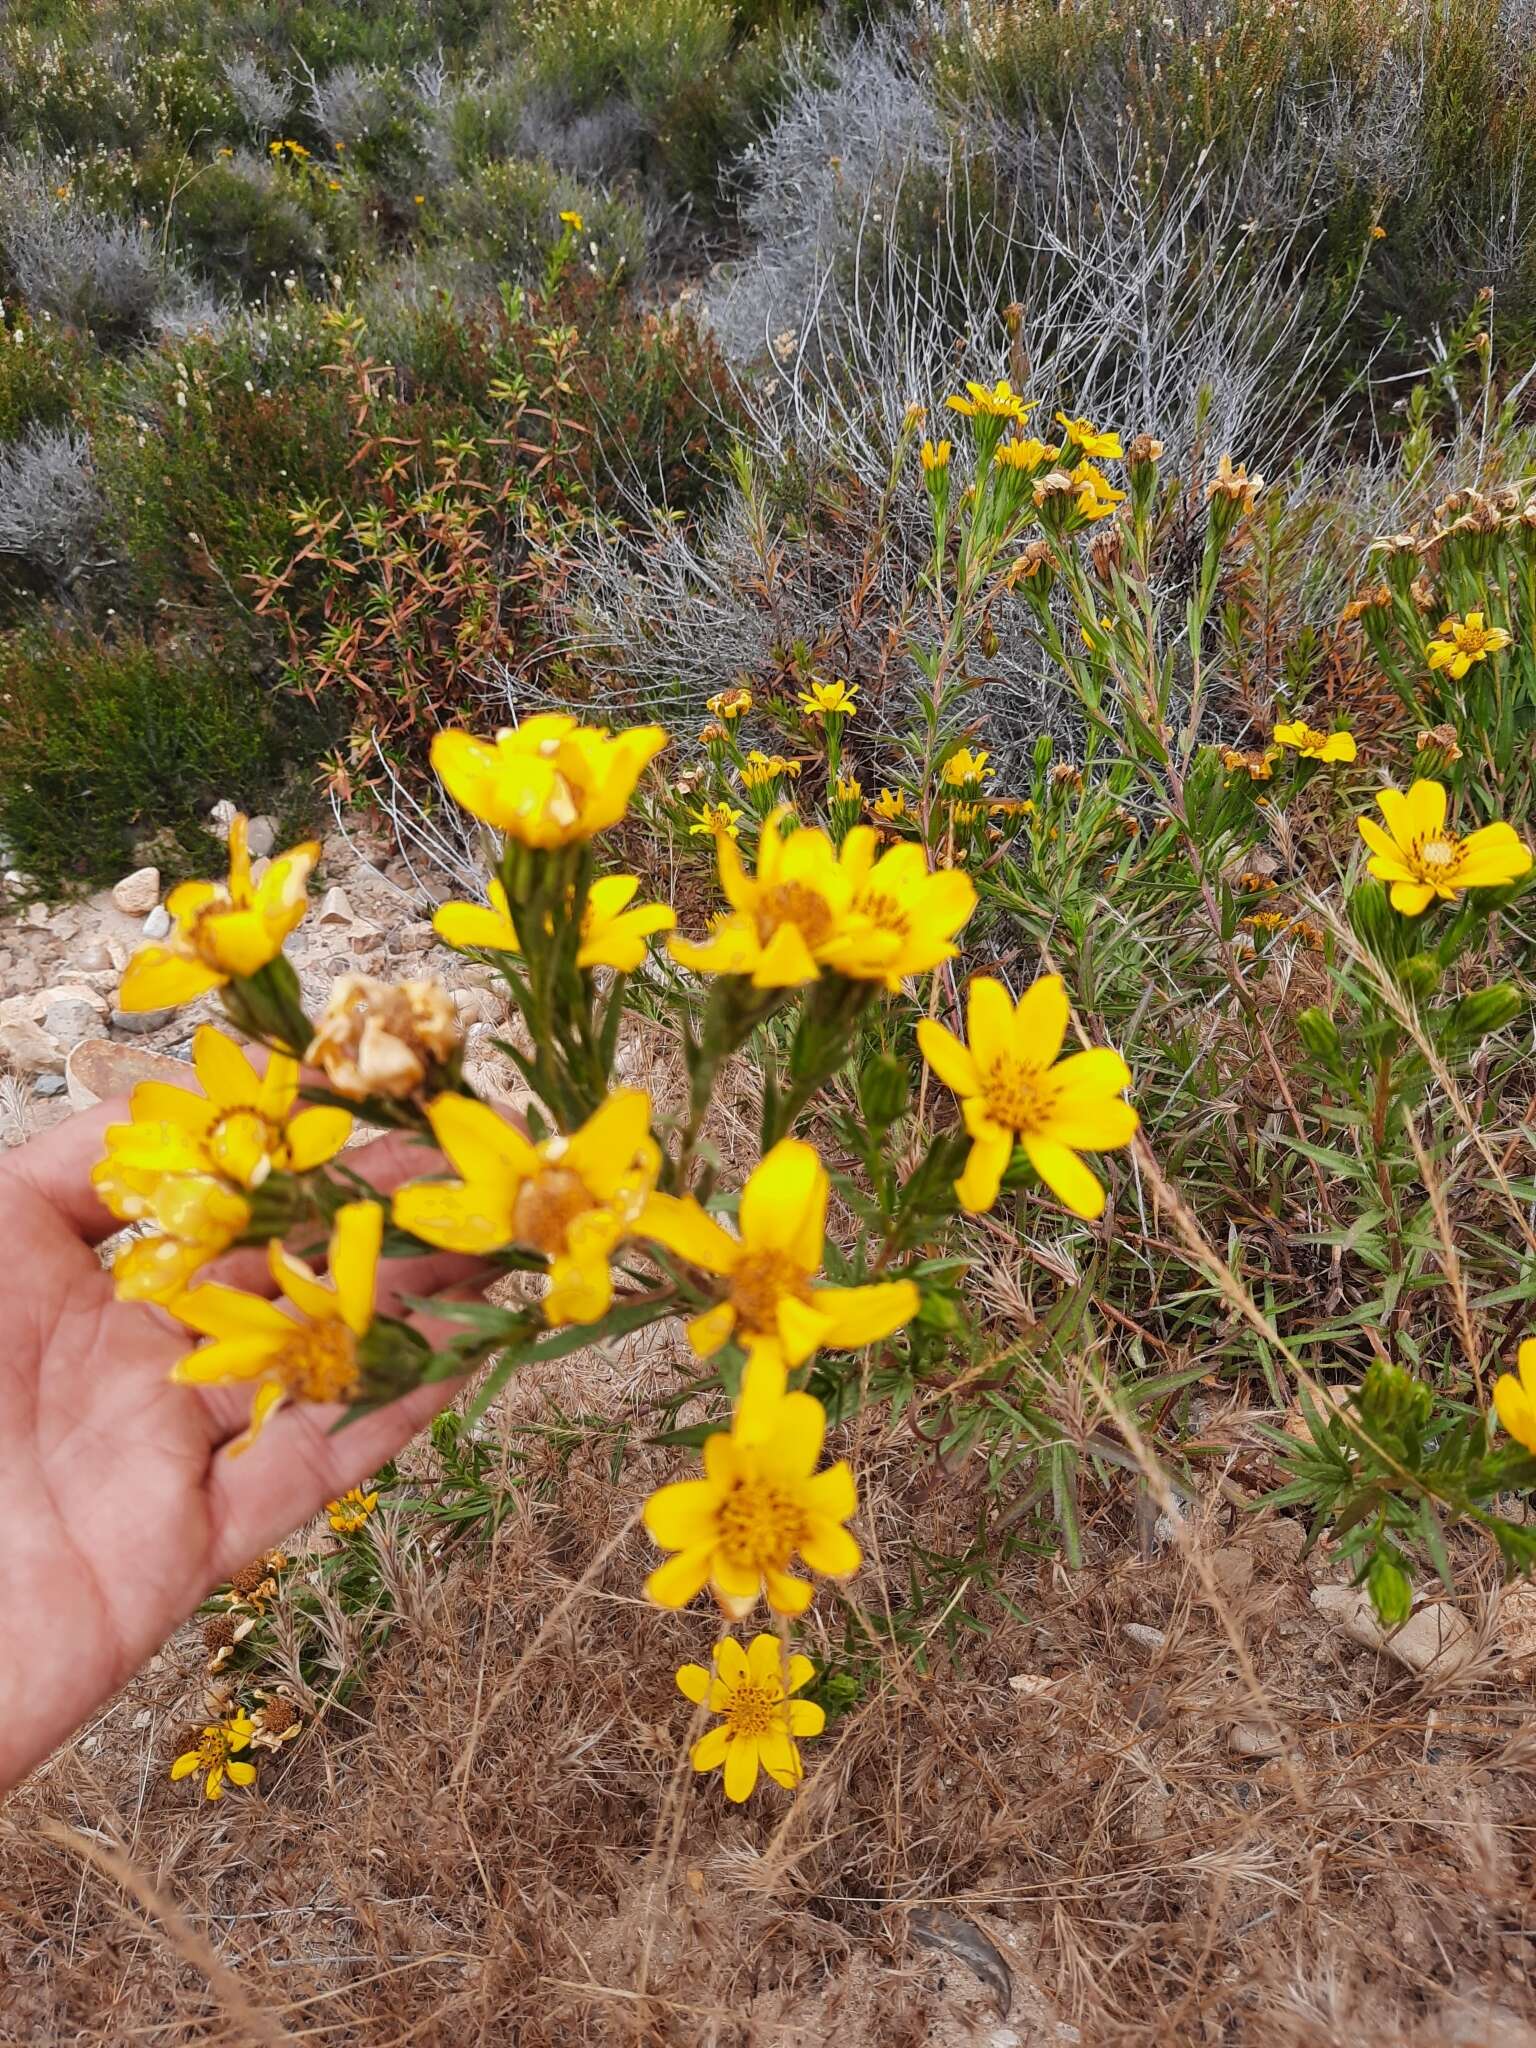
left=747, top=1633, right=785, bottom=1685
left=786, top=1653, right=816, bottom=1696
left=285, top=1106, right=354, bottom=1171
left=119, top=947, right=224, bottom=1011
left=754, top=1389, right=825, bottom=1478
left=787, top=1698, right=825, bottom=1737
left=916, top=1018, right=980, bottom=1098
left=955, top=1130, right=1013, bottom=1213
left=639, top=1193, right=739, bottom=1274
left=811, top=1279, right=919, bottom=1351
left=687, top=1299, right=739, bottom=1357
left=722, top=1733, right=761, bottom=1801
left=739, top=1138, right=827, bottom=1269
left=758, top=1730, right=803, bottom=1788
left=193, top=1024, right=259, bottom=1110
left=644, top=1478, right=722, bottom=1550
left=966, top=976, right=1016, bottom=1069
left=425, top=1094, right=537, bottom=1198
left=393, top=1180, right=516, bottom=1254
left=1013, top=973, right=1069, bottom=1067
left=645, top=1544, right=715, bottom=1608
left=1023, top=1135, right=1106, bottom=1218
left=675, top=1662, right=712, bottom=1705
left=714, top=1637, right=749, bottom=1685
left=690, top=1724, right=729, bottom=1773
left=799, top=1514, right=861, bottom=1576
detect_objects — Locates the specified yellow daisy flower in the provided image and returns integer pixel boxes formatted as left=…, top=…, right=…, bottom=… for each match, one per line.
left=167, top=1201, right=383, bottom=1450
left=676, top=1635, right=825, bottom=1800
left=797, top=677, right=858, bottom=717
left=993, top=435, right=1061, bottom=472
left=326, top=1486, right=379, bottom=1534
left=1494, top=1339, right=1536, bottom=1455
left=738, top=749, right=800, bottom=792
left=1273, top=720, right=1357, bottom=763
left=1357, top=779, right=1532, bottom=915
left=102, top=1167, right=252, bottom=1303
left=872, top=787, right=908, bottom=821
left=559, top=208, right=584, bottom=231
left=638, top=1137, right=918, bottom=1424
left=1054, top=413, right=1123, bottom=460
left=688, top=801, right=744, bottom=840
left=1068, top=459, right=1125, bottom=521
left=646, top=1382, right=859, bottom=1616
left=945, top=379, right=1034, bottom=425
left=705, top=686, right=752, bottom=719
left=431, top=715, right=666, bottom=848
left=835, top=826, right=976, bottom=986
left=119, top=815, right=319, bottom=1012
left=918, top=975, right=1138, bottom=1217
left=920, top=437, right=952, bottom=471
left=170, top=1712, right=258, bottom=1801
left=392, top=1091, right=658, bottom=1323
left=941, top=747, right=992, bottom=789
left=834, top=772, right=863, bottom=802
left=433, top=874, right=673, bottom=971
left=1426, top=610, right=1512, bottom=680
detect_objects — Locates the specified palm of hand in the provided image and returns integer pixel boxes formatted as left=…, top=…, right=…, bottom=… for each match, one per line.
left=0, top=1108, right=476, bottom=1793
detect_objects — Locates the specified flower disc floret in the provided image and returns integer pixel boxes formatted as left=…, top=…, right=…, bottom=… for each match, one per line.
left=918, top=974, right=1138, bottom=1217
left=1357, top=779, right=1532, bottom=915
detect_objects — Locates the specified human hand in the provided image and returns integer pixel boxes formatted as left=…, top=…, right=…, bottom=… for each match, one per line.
left=0, top=1103, right=486, bottom=1794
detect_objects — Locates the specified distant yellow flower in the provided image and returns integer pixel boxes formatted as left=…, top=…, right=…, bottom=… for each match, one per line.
left=170, top=1712, right=257, bottom=1801
left=676, top=1635, right=824, bottom=1800
left=119, top=814, right=318, bottom=1012
left=393, top=1091, right=658, bottom=1323
left=1493, top=1339, right=1536, bottom=1454
left=1205, top=452, right=1263, bottom=511
left=993, top=435, right=1061, bottom=471
left=1055, top=414, right=1123, bottom=460
left=168, top=1202, right=383, bottom=1450
left=689, top=801, right=744, bottom=840
left=1272, top=720, right=1357, bottom=763
left=670, top=806, right=970, bottom=989
left=307, top=975, right=461, bottom=1100
left=646, top=1382, right=859, bottom=1616
left=919, top=975, right=1138, bottom=1217
left=872, top=787, right=909, bottom=821
left=639, top=1138, right=918, bottom=1425
left=1369, top=222, right=1386, bottom=239
left=326, top=1487, right=379, bottom=1534
left=431, top=716, right=667, bottom=848
left=1357, top=779, right=1531, bottom=915
left=920, top=437, right=952, bottom=471
left=738, top=749, right=799, bottom=792
left=951, top=800, right=985, bottom=825
left=413, top=193, right=425, bottom=205
left=706, top=685, right=752, bottom=718
left=797, top=677, right=858, bottom=717
left=1069, top=459, right=1125, bottom=521
left=834, top=772, right=863, bottom=802
left=942, top=746, right=992, bottom=789
left=1426, top=610, right=1511, bottom=679
left=946, top=379, right=1034, bottom=425
left=559, top=208, right=584, bottom=231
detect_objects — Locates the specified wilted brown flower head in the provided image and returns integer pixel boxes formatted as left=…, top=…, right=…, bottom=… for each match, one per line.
left=308, top=975, right=461, bottom=1100
left=1339, top=583, right=1391, bottom=623
left=1416, top=722, right=1463, bottom=762
left=1126, top=433, right=1164, bottom=465
left=1205, top=453, right=1263, bottom=511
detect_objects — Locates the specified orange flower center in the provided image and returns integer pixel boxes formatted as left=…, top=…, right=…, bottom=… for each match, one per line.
left=274, top=1321, right=360, bottom=1403
left=1409, top=834, right=1464, bottom=881
left=753, top=882, right=835, bottom=951
left=853, top=887, right=910, bottom=937
left=184, top=890, right=244, bottom=966
left=728, top=1248, right=812, bottom=1336
left=722, top=1679, right=782, bottom=1739
left=981, top=1056, right=1056, bottom=1136
left=512, top=1165, right=595, bottom=1255
left=206, top=1108, right=282, bottom=1181
left=196, top=1725, right=234, bottom=1768
left=1455, top=625, right=1492, bottom=654
left=715, top=1477, right=807, bottom=1571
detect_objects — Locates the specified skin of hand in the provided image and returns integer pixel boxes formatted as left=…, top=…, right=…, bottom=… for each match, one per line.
left=0, top=1099, right=489, bottom=1795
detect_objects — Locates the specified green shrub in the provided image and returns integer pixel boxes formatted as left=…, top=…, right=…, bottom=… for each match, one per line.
left=430, top=160, right=646, bottom=283
left=0, top=312, right=94, bottom=443
left=0, top=624, right=326, bottom=894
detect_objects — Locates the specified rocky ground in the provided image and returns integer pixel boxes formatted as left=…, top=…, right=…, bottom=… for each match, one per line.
left=0, top=807, right=517, bottom=1143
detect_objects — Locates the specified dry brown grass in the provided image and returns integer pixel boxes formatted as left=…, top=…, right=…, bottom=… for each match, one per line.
left=6, top=1307, right=1536, bottom=2048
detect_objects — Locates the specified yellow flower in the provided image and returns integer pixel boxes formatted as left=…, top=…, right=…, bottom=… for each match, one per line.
left=1055, top=413, right=1123, bottom=460
left=872, top=787, right=908, bottom=821
left=1494, top=1339, right=1536, bottom=1454
left=1357, top=779, right=1532, bottom=915
left=638, top=1138, right=918, bottom=1424
left=167, top=1201, right=383, bottom=1450
left=834, top=772, right=863, bottom=802
left=393, top=1091, right=658, bottom=1323
left=646, top=1382, right=859, bottom=1616
left=170, top=1712, right=258, bottom=1801
left=1205, top=452, right=1263, bottom=511
left=326, top=1486, right=379, bottom=1534
left=918, top=975, right=1138, bottom=1217
left=1369, top=222, right=1387, bottom=239
left=946, top=379, right=1034, bottom=425
left=920, top=436, right=951, bottom=472
left=307, top=975, right=461, bottom=1099
left=1426, top=610, right=1512, bottom=680
left=1272, top=720, right=1357, bottom=763
left=1220, top=745, right=1280, bottom=781
left=432, top=873, right=672, bottom=970
left=837, top=826, right=976, bottom=985
left=106, top=1022, right=351, bottom=1190
left=738, top=749, right=799, bottom=792
left=119, top=815, right=319, bottom=1012
left=559, top=208, right=584, bottom=231
left=706, top=685, right=753, bottom=719
left=431, top=715, right=667, bottom=848
left=101, top=1165, right=251, bottom=1304
left=676, top=1635, right=825, bottom=1800
left=689, top=801, right=744, bottom=840
left=797, top=677, right=858, bottom=718
left=942, top=746, right=992, bottom=788
left=1069, top=459, right=1125, bottom=521
left=993, top=435, right=1061, bottom=471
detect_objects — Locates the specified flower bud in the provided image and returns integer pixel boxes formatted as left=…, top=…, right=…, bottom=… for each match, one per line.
left=1296, top=1006, right=1343, bottom=1063
left=859, top=1052, right=910, bottom=1129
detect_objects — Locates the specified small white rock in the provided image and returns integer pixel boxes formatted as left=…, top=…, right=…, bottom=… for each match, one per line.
left=316, top=885, right=353, bottom=925
left=1228, top=1719, right=1283, bottom=1757
left=42, top=997, right=106, bottom=1048
left=141, top=904, right=172, bottom=940
left=0, top=1019, right=64, bottom=1074
left=245, top=813, right=277, bottom=858
left=111, top=865, right=160, bottom=916
left=1122, top=1622, right=1167, bottom=1652
left=1310, top=1584, right=1476, bottom=1677
left=209, top=799, right=238, bottom=829
left=1007, top=1673, right=1056, bottom=1698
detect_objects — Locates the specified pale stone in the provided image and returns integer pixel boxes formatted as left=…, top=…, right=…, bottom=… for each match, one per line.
left=1228, top=1720, right=1283, bottom=1757
left=66, top=1039, right=191, bottom=1110
left=245, top=814, right=277, bottom=858
left=111, top=1006, right=175, bottom=1034
left=209, top=799, right=238, bottom=830
left=316, top=885, right=353, bottom=925
left=1310, top=1584, right=1476, bottom=1676
left=141, top=904, right=172, bottom=940
left=42, top=997, right=106, bottom=1048
left=0, top=1019, right=63, bottom=1074
left=111, top=866, right=160, bottom=915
